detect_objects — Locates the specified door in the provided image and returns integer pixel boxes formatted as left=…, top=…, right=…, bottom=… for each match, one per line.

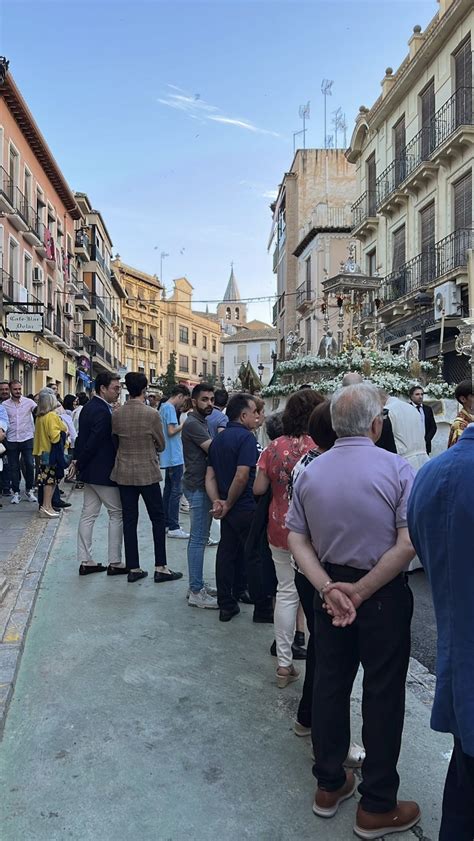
left=454, top=36, right=472, bottom=126
left=391, top=224, right=406, bottom=298
left=394, top=116, right=406, bottom=186
left=420, top=202, right=435, bottom=284
left=420, top=80, right=435, bottom=159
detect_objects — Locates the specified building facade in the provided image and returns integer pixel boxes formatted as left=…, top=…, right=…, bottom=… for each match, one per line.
left=269, top=148, right=356, bottom=359
left=221, top=321, right=277, bottom=387
left=0, top=63, right=82, bottom=396
left=163, top=277, right=221, bottom=386
left=73, top=193, right=125, bottom=386
left=113, top=258, right=163, bottom=384
left=347, top=0, right=473, bottom=381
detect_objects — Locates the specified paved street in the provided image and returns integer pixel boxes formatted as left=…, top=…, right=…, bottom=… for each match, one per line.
left=409, top=570, right=438, bottom=675
left=0, top=492, right=450, bottom=841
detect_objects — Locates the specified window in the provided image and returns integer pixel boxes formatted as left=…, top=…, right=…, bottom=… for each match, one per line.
left=36, top=190, right=45, bottom=225
left=8, top=145, right=18, bottom=188
left=212, top=362, right=217, bottom=377
left=366, top=153, right=376, bottom=215
left=192, top=358, right=197, bottom=374
left=212, top=337, right=217, bottom=353
left=203, top=335, right=207, bottom=350
left=235, top=307, right=240, bottom=321
left=420, top=202, right=435, bottom=282
left=8, top=237, right=19, bottom=282
left=260, top=343, right=271, bottom=364
left=420, top=79, right=435, bottom=159
left=24, top=252, right=32, bottom=296
left=179, top=325, right=189, bottom=344
left=150, top=368, right=156, bottom=382
left=138, top=328, right=146, bottom=348
left=226, top=307, right=231, bottom=320
left=393, top=116, right=406, bottom=186
left=150, top=330, right=157, bottom=351
left=454, top=171, right=472, bottom=230
left=125, top=325, right=133, bottom=345
left=202, top=360, right=207, bottom=377
left=192, top=331, right=197, bottom=346
left=305, top=256, right=311, bottom=297
left=392, top=225, right=406, bottom=271
left=367, top=248, right=377, bottom=276
left=237, top=344, right=247, bottom=363
left=179, top=355, right=189, bottom=373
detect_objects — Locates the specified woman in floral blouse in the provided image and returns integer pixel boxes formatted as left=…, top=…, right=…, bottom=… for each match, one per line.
left=254, top=388, right=324, bottom=687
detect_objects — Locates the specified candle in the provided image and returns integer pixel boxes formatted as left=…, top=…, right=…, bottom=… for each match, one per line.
left=439, top=310, right=445, bottom=350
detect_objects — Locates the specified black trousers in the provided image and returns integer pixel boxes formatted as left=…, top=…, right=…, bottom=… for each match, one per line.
left=216, top=508, right=254, bottom=610
left=439, top=738, right=474, bottom=840
left=119, top=483, right=166, bottom=570
left=295, top=572, right=316, bottom=728
left=312, top=563, right=413, bottom=814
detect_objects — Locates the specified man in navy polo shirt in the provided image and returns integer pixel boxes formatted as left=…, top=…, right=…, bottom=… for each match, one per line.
left=206, top=392, right=259, bottom=621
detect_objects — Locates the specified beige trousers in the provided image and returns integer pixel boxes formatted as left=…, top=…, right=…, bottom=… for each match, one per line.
left=77, top=484, right=123, bottom=565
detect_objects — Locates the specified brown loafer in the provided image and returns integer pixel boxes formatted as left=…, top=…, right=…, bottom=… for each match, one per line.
left=313, top=770, right=356, bottom=818
left=354, top=800, right=421, bottom=839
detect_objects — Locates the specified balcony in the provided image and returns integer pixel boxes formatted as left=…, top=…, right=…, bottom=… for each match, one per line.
left=23, top=206, right=43, bottom=246
left=381, top=228, right=473, bottom=309
left=351, top=191, right=378, bottom=238
left=296, top=280, right=314, bottom=311
left=0, top=166, right=13, bottom=212
left=376, top=88, right=474, bottom=215
left=272, top=301, right=278, bottom=326
left=1, top=268, right=14, bottom=301
left=9, top=187, right=29, bottom=232
left=75, top=282, right=90, bottom=310
left=272, top=245, right=279, bottom=273
left=73, top=332, right=84, bottom=351
left=34, top=220, right=47, bottom=257
left=75, top=230, right=90, bottom=261
left=125, top=333, right=134, bottom=346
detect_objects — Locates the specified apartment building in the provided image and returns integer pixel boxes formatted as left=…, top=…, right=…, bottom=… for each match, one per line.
left=114, top=258, right=163, bottom=383
left=347, top=0, right=473, bottom=381
left=269, top=148, right=356, bottom=359
left=73, top=193, right=125, bottom=385
left=221, top=320, right=277, bottom=387
left=0, top=61, right=82, bottom=395
left=163, top=277, right=221, bottom=386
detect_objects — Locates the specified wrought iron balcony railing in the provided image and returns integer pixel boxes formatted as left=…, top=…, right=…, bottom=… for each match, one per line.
left=296, top=280, right=313, bottom=309
left=351, top=190, right=377, bottom=229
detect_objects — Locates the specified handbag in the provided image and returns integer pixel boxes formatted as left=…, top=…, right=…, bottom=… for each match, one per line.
left=40, top=451, right=50, bottom=466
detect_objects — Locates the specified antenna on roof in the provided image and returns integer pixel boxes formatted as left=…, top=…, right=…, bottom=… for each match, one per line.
left=321, top=79, right=333, bottom=148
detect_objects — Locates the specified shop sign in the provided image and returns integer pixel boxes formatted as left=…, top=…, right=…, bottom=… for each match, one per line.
left=0, top=339, right=40, bottom=366
left=66, top=361, right=76, bottom=377
left=6, top=312, right=43, bottom=333
left=37, top=357, right=50, bottom=371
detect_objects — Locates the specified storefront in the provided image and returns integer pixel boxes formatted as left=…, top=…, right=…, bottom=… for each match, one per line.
left=0, top=338, right=40, bottom=395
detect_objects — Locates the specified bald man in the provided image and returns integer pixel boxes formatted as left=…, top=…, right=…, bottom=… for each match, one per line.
left=341, top=372, right=363, bottom=387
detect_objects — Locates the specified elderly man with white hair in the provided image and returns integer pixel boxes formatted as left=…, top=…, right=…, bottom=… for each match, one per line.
left=286, top=383, right=420, bottom=839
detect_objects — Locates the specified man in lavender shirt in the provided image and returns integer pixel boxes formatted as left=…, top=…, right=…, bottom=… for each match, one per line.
left=3, top=380, right=37, bottom=504
left=286, top=383, right=420, bottom=839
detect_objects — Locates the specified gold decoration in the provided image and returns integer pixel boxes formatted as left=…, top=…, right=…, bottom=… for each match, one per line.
left=410, top=360, right=422, bottom=379
left=361, top=359, right=372, bottom=377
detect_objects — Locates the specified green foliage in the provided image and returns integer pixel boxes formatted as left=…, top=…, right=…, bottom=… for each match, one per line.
left=155, top=351, right=177, bottom=395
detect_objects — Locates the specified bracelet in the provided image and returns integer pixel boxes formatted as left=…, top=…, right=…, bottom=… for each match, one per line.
left=319, top=579, right=332, bottom=600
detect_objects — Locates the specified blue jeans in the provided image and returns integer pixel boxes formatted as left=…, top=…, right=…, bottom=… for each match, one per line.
left=184, top=488, right=212, bottom=592
left=162, top=464, right=183, bottom=531
left=6, top=439, right=34, bottom=493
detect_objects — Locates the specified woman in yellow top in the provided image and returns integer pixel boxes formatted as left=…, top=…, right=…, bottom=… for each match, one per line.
left=33, top=391, right=67, bottom=519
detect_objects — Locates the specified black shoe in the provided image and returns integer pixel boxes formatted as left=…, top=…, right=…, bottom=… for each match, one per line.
left=294, top=631, right=305, bottom=647
left=154, top=569, right=183, bottom=583
left=270, top=640, right=277, bottom=657
left=79, top=564, right=107, bottom=576
left=236, top=590, right=253, bottom=604
left=253, top=609, right=274, bottom=623
left=55, top=500, right=71, bottom=509
left=292, top=642, right=307, bottom=660
left=219, top=606, right=240, bottom=622
left=107, top=565, right=129, bottom=576
left=127, top=569, right=149, bottom=583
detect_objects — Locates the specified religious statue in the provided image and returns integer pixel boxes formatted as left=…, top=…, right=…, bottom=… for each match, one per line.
left=317, top=330, right=338, bottom=359
left=238, top=361, right=262, bottom=394
left=402, top=334, right=419, bottom=362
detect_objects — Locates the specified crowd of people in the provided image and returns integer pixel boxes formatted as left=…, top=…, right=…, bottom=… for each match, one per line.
left=0, top=370, right=473, bottom=838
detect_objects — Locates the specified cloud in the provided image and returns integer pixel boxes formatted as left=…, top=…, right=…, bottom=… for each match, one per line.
left=158, top=86, right=280, bottom=138
left=262, top=189, right=278, bottom=200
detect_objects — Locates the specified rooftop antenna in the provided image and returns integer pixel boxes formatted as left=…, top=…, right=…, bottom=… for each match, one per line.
left=332, top=106, right=344, bottom=149
left=321, top=79, right=333, bottom=148
left=298, top=101, right=310, bottom=149
left=340, top=113, right=348, bottom=148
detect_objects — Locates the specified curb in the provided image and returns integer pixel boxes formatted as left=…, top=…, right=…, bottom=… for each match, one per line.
left=0, top=514, right=61, bottom=738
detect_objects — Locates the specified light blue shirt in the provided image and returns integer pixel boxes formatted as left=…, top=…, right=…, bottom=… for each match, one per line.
left=0, top=403, right=9, bottom=432
left=159, top=401, right=183, bottom=467
left=207, top=407, right=228, bottom=439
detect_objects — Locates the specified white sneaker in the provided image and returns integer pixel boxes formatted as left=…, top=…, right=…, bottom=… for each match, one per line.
left=167, top=528, right=190, bottom=539
left=186, top=582, right=217, bottom=599
left=188, top=588, right=219, bottom=609
left=26, top=489, right=38, bottom=503
left=179, top=501, right=190, bottom=513
left=207, top=537, right=219, bottom=547
left=311, top=741, right=365, bottom=768
left=10, top=492, right=21, bottom=504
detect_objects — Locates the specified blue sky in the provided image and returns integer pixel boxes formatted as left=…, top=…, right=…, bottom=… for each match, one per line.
left=2, top=0, right=436, bottom=322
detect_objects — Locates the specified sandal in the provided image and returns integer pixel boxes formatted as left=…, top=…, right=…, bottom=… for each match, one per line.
left=276, top=665, right=300, bottom=688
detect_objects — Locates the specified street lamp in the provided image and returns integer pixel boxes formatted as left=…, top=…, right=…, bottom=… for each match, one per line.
left=257, top=363, right=264, bottom=381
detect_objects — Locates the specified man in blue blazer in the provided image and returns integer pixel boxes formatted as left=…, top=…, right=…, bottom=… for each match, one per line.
left=407, top=421, right=474, bottom=839
left=72, top=372, right=124, bottom=577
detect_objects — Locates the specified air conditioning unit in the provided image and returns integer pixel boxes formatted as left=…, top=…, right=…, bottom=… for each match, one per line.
left=434, top=281, right=461, bottom=320
left=33, top=267, right=44, bottom=285
left=64, top=302, right=74, bottom=319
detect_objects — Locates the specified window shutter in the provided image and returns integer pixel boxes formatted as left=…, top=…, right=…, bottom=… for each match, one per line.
left=421, top=80, right=435, bottom=158
left=394, top=117, right=406, bottom=185
left=420, top=202, right=435, bottom=251
left=454, top=171, right=472, bottom=230
left=367, top=154, right=376, bottom=214
left=392, top=225, right=406, bottom=271
left=454, top=37, right=472, bottom=125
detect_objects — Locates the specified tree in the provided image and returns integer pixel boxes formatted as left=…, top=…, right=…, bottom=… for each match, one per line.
left=156, top=351, right=177, bottom=395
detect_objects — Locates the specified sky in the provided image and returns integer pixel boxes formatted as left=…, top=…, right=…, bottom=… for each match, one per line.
left=1, top=0, right=436, bottom=323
